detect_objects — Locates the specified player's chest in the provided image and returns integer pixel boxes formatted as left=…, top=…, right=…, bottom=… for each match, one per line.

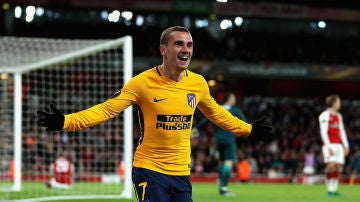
left=140, top=85, right=200, bottom=113
left=328, top=114, right=339, bottom=128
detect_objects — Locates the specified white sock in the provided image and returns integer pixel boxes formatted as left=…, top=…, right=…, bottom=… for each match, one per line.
left=328, top=179, right=336, bottom=192
left=333, top=178, right=339, bottom=192
left=220, top=186, right=228, bottom=191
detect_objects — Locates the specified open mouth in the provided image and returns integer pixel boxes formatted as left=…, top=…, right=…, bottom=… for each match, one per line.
left=178, top=56, right=189, bottom=62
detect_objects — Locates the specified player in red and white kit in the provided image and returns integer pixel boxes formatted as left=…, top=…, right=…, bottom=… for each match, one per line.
left=45, top=151, right=74, bottom=189
left=318, top=95, right=349, bottom=196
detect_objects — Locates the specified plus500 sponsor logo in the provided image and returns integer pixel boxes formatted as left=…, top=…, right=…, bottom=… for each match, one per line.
left=156, top=115, right=192, bottom=130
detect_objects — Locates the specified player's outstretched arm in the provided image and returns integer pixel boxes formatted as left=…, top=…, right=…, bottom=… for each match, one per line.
left=248, top=117, right=273, bottom=143
left=37, top=104, right=65, bottom=131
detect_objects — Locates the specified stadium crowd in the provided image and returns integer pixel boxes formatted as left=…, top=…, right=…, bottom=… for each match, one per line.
left=2, top=92, right=355, bottom=181
left=19, top=127, right=123, bottom=178
left=125, top=26, right=360, bottom=66
left=190, top=93, right=360, bottom=179
left=2, top=22, right=360, bottom=181
left=16, top=23, right=360, bottom=66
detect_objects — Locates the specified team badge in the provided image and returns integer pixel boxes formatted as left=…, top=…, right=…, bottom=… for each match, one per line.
left=187, top=93, right=196, bottom=108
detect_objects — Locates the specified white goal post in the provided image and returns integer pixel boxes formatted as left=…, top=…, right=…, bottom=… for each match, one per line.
left=0, top=36, right=133, bottom=201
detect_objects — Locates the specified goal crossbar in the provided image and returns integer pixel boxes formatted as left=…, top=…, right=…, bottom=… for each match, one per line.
left=0, top=36, right=132, bottom=74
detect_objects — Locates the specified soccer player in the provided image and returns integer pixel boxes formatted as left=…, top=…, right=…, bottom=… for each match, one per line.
left=318, top=94, right=349, bottom=196
left=38, top=26, right=272, bottom=202
left=349, top=146, right=360, bottom=185
left=45, top=151, right=74, bottom=189
left=216, top=92, right=247, bottom=196
left=302, top=146, right=316, bottom=184
left=196, top=92, right=247, bottom=196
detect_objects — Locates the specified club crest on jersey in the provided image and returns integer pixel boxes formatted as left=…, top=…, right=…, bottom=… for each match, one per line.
left=187, top=93, right=196, bottom=108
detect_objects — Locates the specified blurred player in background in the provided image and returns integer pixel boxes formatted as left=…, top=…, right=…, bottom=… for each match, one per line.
left=302, top=145, right=316, bottom=184
left=349, top=146, right=360, bottom=185
left=196, top=92, right=247, bottom=196
left=45, top=151, right=74, bottom=189
left=216, top=92, right=247, bottom=196
left=38, top=26, right=272, bottom=202
left=318, top=95, right=349, bottom=196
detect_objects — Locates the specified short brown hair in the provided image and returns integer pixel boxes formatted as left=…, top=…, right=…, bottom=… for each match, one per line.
left=325, top=94, right=340, bottom=108
left=160, top=26, right=191, bottom=45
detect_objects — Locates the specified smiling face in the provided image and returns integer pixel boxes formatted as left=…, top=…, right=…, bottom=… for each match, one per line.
left=160, top=30, right=193, bottom=72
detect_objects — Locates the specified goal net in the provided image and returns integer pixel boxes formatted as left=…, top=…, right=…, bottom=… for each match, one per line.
left=0, top=36, right=133, bottom=201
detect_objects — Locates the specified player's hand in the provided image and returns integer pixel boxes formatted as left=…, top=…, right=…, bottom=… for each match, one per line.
left=344, top=147, right=349, bottom=156
left=37, top=104, right=64, bottom=131
left=328, top=148, right=334, bottom=156
left=249, top=117, right=273, bottom=143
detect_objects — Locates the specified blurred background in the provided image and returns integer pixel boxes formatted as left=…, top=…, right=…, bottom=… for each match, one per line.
left=1, top=0, right=360, bottom=183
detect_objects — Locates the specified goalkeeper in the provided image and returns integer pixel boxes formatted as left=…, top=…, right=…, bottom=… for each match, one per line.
left=195, top=92, right=247, bottom=196
left=38, top=26, right=273, bottom=202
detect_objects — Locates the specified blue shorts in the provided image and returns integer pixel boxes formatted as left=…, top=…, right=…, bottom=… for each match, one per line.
left=132, top=167, right=192, bottom=202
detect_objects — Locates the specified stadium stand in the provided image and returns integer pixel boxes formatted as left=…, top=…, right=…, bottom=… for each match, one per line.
left=1, top=0, right=360, bottom=184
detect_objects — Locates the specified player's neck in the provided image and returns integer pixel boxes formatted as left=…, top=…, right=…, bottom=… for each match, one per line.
left=160, top=64, right=184, bottom=82
left=328, top=107, right=338, bottom=113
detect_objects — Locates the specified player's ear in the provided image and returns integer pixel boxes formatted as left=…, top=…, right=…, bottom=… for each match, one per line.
left=159, top=45, right=165, bottom=56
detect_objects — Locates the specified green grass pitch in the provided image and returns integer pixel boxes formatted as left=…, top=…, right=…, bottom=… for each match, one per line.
left=1, top=182, right=359, bottom=202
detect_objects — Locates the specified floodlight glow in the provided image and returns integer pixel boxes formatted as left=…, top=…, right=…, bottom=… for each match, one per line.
left=100, top=11, right=108, bottom=20
left=146, top=15, right=155, bottom=24
left=318, top=21, right=326, bottom=29
left=25, top=15, right=34, bottom=22
left=136, top=15, right=144, bottom=26
left=216, top=0, right=228, bottom=2
left=122, top=11, right=133, bottom=20
left=234, top=16, right=243, bottom=26
left=208, top=80, right=216, bottom=87
left=14, top=6, right=22, bottom=18
left=220, top=19, right=232, bottom=30
left=45, top=10, right=53, bottom=17
left=53, top=12, right=60, bottom=19
left=36, top=7, right=44, bottom=16
left=184, top=16, right=191, bottom=28
left=108, top=10, right=120, bottom=22
left=25, top=5, right=36, bottom=16
left=195, top=19, right=208, bottom=28
left=1, top=73, right=9, bottom=80
left=216, top=74, right=224, bottom=81
left=124, top=20, right=131, bottom=26
left=2, top=3, right=10, bottom=10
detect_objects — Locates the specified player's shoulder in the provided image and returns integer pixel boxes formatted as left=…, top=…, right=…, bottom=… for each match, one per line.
left=134, top=66, right=158, bottom=78
left=186, top=69, right=207, bottom=83
left=126, top=66, right=158, bottom=85
left=336, top=111, right=343, bottom=118
left=231, top=106, right=242, bottom=113
left=319, top=110, right=330, bottom=119
left=186, top=69, right=203, bottom=78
